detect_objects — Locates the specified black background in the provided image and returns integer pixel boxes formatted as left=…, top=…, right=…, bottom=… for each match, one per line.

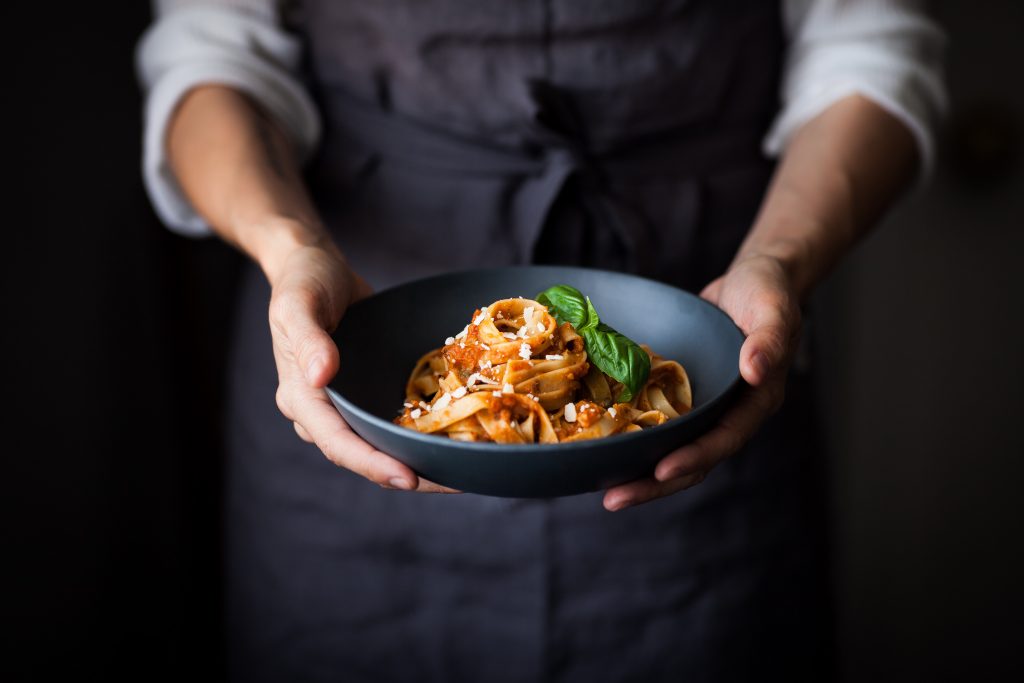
left=5, top=2, right=1023, bottom=681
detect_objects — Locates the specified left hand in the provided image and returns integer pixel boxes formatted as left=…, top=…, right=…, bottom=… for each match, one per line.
left=603, top=253, right=803, bottom=511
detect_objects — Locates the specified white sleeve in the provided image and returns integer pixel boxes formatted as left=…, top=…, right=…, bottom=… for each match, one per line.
left=136, top=1, right=321, bottom=237
left=766, top=0, right=947, bottom=183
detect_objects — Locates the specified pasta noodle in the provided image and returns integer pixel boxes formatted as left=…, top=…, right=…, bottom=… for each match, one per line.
left=395, top=297, right=692, bottom=443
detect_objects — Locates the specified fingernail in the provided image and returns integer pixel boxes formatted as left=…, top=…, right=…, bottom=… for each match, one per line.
left=607, top=497, right=633, bottom=512
left=306, top=356, right=324, bottom=384
left=660, top=467, right=687, bottom=482
left=389, top=477, right=414, bottom=491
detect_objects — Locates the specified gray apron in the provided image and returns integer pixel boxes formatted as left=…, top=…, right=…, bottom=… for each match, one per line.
left=223, top=1, right=831, bottom=681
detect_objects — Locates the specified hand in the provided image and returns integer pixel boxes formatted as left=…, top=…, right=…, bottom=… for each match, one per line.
left=267, top=233, right=457, bottom=493
left=603, top=253, right=802, bottom=511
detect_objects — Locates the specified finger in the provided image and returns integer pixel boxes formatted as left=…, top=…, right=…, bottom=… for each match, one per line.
left=699, top=277, right=723, bottom=304
left=292, top=384, right=421, bottom=489
left=738, top=295, right=796, bottom=386
left=294, top=421, right=313, bottom=443
left=350, top=272, right=375, bottom=301
left=269, top=287, right=341, bottom=388
left=414, top=478, right=462, bottom=494
left=652, top=379, right=784, bottom=483
left=603, top=471, right=705, bottom=512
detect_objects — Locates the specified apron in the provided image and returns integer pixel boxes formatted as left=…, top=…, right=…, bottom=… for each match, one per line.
left=223, top=2, right=832, bottom=680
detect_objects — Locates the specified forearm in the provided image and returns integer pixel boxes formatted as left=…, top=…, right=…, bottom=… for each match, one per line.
left=166, top=84, right=329, bottom=284
left=737, top=94, right=919, bottom=299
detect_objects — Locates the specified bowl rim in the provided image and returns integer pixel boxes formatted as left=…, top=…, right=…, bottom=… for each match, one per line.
left=328, top=265, right=746, bottom=453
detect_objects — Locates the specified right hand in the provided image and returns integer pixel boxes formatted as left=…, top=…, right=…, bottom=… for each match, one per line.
left=267, top=234, right=457, bottom=493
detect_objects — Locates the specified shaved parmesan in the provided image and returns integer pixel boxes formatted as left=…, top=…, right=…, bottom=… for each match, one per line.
left=523, top=306, right=534, bottom=324
left=537, top=322, right=545, bottom=332
left=519, top=342, right=532, bottom=360
left=467, top=373, right=480, bottom=387
left=403, top=402, right=413, bottom=408
left=545, top=354, right=564, bottom=361
left=410, top=408, right=422, bottom=419
left=452, top=386, right=467, bottom=398
left=608, top=407, right=617, bottom=418
left=474, top=311, right=487, bottom=325
left=492, top=390, right=503, bottom=397
left=444, top=337, right=455, bottom=345
left=502, top=332, right=517, bottom=340
left=564, top=403, right=577, bottom=423
left=433, top=393, right=452, bottom=411
left=503, top=383, right=514, bottom=394
left=455, top=326, right=469, bottom=339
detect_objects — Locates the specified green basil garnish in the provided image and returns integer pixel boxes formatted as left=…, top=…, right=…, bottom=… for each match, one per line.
left=536, top=284, right=651, bottom=402
left=536, top=284, right=589, bottom=329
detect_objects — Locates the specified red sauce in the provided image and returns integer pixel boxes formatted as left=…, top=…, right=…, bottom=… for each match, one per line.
left=443, top=323, right=485, bottom=371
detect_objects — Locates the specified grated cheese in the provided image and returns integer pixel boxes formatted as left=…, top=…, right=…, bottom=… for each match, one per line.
left=537, top=322, right=545, bottom=332
left=444, top=337, right=455, bottom=345
left=523, top=306, right=535, bottom=325
left=564, top=403, right=577, bottom=423
left=474, top=311, right=487, bottom=325
left=455, top=326, right=469, bottom=339
left=410, top=408, right=422, bottom=419
left=519, top=342, right=532, bottom=360
left=492, top=390, right=503, bottom=397
left=502, top=383, right=514, bottom=394
left=467, top=373, right=480, bottom=387
left=545, top=354, right=564, bottom=361
left=452, top=386, right=467, bottom=398
left=433, top=393, right=452, bottom=411
left=502, top=332, right=517, bottom=340
left=480, top=343, right=490, bottom=350
left=403, top=402, right=413, bottom=408
left=608, top=407, right=617, bottom=418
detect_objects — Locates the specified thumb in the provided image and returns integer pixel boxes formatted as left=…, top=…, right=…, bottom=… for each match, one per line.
left=270, top=289, right=342, bottom=388
left=739, top=305, right=794, bottom=387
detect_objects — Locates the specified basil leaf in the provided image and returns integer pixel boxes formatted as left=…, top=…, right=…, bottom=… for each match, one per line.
left=582, top=323, right=651, bottom=403
left=537, top=284, right=651, bottom=402
left=536, top=285, right=588, bottom=329
left=579, top=296, right=600, bottom=334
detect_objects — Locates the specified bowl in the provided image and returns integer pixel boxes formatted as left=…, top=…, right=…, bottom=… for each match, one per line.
left=326, top=266, right=744, bottom=497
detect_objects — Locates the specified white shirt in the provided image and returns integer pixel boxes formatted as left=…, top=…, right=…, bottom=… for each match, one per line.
left=137, top=0, right=947, bottom=236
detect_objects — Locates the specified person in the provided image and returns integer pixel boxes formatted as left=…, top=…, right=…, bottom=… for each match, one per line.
left=137, top=1, right=945, bottom=680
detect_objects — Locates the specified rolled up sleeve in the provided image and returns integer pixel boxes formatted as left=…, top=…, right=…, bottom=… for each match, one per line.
left=135, top=1, right=321, bottom=236
left=766, top=0, right=948, bottom=183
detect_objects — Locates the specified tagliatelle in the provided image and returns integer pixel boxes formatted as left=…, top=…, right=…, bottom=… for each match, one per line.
left=395, top=297, right=693, bottom=443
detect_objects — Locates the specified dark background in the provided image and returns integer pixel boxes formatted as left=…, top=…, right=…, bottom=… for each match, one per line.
left=5, top=2, right=1022, bottom=681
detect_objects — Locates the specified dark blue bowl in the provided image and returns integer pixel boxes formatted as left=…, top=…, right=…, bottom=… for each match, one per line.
left=326, top=266, right=744, bottom=497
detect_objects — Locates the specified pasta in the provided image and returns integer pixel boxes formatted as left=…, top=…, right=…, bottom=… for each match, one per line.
left=394, top=297, right=692, bottom=443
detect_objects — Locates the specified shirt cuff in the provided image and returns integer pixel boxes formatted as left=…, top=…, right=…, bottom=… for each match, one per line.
left=136, top=6, right=321, bottom=237
left=763, top=72, right=943, bottom=188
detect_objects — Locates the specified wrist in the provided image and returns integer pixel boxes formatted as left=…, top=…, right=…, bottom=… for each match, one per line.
left=732, top=234, right=816, bottom=300
left=243, top=215, right=335, bottom=286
